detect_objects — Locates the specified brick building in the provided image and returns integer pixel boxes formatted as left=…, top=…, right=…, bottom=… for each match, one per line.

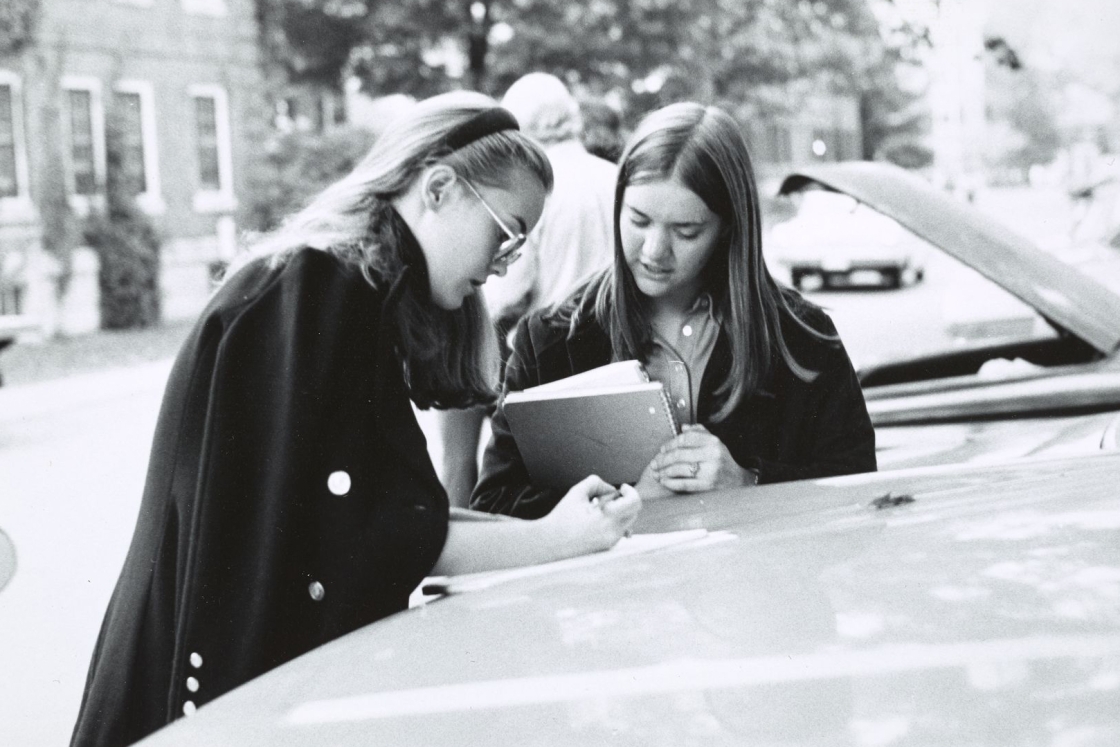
left=0, top=0, right=268, bottom=336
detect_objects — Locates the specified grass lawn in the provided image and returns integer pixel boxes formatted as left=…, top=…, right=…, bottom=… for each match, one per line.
left=0, top=320, right=194, bottom=388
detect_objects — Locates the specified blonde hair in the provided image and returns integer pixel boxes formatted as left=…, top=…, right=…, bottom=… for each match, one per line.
left=227, top=91, right=554, bottom=409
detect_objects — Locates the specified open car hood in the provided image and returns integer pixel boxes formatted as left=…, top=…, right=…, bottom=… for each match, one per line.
left=779, top=162, right=1120, bottom=355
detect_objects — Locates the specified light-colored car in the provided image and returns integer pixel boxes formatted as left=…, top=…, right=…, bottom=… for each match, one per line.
left=137, top=452, right=1120, bottom=745
left=767, top=186, right=930, bottom=291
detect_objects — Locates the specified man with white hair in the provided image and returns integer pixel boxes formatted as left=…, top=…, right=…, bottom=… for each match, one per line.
left=438, top=72, right=618, bottom=507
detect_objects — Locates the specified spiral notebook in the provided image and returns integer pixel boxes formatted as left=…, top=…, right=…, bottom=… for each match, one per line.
left=501, top=361, right=680, bottom=489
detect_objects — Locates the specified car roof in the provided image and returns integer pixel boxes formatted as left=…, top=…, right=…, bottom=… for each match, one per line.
left=140, top=452, right=1120, bottom=746
left=779, top=161, right=1120, bottom=355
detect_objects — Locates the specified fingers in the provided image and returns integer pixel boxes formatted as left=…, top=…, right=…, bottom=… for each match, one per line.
left=564, top=474, right=612, bottom=501
left=601, top=484, right=641, bottom=517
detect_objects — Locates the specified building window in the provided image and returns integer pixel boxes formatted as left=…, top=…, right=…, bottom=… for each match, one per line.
left=194, top=96, right=221, bottom=190
left=0, top=84, right=17, bottom=199
left=112, top=81, right=163, bottom=214
left=0, top=72, right=33, bottom=221
left=113, top=91, right=148, bottom=195
left=189, top=84, right=236, bottom=213
left=61, top=77, right=107, bottom=215
left=68, top=90, right=97, bottom=195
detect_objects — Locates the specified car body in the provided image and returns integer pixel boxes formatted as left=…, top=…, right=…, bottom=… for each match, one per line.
left=138, top=452, right=1120, bottom=746
left=767, top=187, right=930, bottom=290
left=775, top=163, right=1120, bottom=470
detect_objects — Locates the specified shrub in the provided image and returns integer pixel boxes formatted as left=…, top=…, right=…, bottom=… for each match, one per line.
left=83, top=106, right=162, bottom=330
left=244, top=126, right=378, bottom=233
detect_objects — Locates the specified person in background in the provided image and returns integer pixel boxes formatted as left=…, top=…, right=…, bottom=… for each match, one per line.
left=70, top=91, right=640, bottom=747
left=579, top=97, right=625, bottom=163
left=437, top=72, right=618, bottom=507
left=471, top=101, right=876, bottom=519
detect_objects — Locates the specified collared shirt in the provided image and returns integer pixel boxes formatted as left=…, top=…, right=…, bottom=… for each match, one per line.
left=644, top=293, right=721, bottom=425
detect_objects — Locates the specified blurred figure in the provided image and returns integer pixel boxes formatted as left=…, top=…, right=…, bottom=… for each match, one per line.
left=437, top=72, right=618, bottom=507
left=579, top=97, right=624, bottom=163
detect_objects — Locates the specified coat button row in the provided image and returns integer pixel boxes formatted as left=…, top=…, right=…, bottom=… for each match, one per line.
left=309, top=581, right=325, bottom=601
left=183, top=700, right=197, bottom=716
left=189, top=652, right=203, bottom=668
left=186, top=676, right=199, bottom=693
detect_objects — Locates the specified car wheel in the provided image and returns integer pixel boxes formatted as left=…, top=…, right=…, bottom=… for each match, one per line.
left=883, top=268, right=901, bottom=290
left=790, top=270, right=804, bottom=291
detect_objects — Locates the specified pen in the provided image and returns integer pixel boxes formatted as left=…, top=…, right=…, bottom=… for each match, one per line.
left=589, top=488, right=623, bottom=508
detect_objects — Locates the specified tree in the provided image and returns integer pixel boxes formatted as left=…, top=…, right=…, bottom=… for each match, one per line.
left=0, top=0, right=40, bottom=56
left=255, top=0, right=896, bottom=126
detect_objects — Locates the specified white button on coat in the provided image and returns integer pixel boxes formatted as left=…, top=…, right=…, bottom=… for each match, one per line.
left=327, top=471, right=351, bottom=496
left=682, top=324, right=693, bottom=337
left=186, top=676, right=199, bottom=693
left=183, top=701, right=197, bottom=716
left=189, top=652, right=203, bottom=668
left=309, top=581, right=325, bottom=601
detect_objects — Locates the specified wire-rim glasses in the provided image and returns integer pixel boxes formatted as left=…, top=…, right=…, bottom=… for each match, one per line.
left=459, top=178, right=526, bottom=269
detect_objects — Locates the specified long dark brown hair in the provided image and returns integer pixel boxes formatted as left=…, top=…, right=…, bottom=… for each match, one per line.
left=228, top=91, right=554, bottom=409
left=568, top=102, right=834, bottom=421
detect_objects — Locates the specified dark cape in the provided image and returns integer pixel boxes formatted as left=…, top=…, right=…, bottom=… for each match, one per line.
left=471, top=292, right=877, bottom=519
left=71, top=223, right=449, bottom=746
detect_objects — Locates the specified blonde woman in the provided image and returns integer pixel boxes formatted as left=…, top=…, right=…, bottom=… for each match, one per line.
left=71, top=92, right=639, bottom=747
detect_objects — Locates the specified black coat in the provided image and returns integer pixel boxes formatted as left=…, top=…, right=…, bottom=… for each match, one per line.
left=470, top=296, right=876, bottom=519
left=71, top=248, right=449, bottom=747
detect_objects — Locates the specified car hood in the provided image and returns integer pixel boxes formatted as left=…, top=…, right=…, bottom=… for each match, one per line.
left=779, top=162, right=1120, bottom=355
left=139, top=453, right=1120, bottom=746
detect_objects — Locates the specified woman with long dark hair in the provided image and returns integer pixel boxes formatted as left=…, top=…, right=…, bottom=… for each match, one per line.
left=71, top=91, right=640, bottom=747
left=471, top=102, right=875, bottom=518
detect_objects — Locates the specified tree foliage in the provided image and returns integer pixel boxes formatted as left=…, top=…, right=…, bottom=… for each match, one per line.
left=257, top=0, right=899, bottom=119
left=0, top=0, right=40, bottom=56
left=244, top=125, right=377, bottom=232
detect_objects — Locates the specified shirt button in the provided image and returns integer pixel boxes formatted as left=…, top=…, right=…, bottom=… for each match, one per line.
left=309, top=581, right=325, bottom=601
left=682, top=325, right=693, bottom=337
left=676, top=398, right=687, bottom=410
left=183, top=701, right=197, bottom=716
left=186, top=676, right=200, bottom=692
left=327, top=471, right=351, bottom=496
left=189, top=652, right=203, bottom=669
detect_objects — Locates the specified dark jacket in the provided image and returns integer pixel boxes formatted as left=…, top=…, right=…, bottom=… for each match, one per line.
left=71, top=247, right=449, bottom=747
left=470, top=296, right=876, bottom=519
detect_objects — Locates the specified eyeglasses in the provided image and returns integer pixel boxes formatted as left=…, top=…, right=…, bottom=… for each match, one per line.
left=460, top=178, right=526, bottom=269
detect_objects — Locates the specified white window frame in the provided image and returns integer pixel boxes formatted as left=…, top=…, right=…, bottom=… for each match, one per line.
left=60, top=75, right=107, bottom=217
left=180, top=0, right=227, bottom=17
left=112, top=79, right=165, bottom=215
left=0, top=70, right=35, bottom=223
left=188, top=84, right=237, bottom=214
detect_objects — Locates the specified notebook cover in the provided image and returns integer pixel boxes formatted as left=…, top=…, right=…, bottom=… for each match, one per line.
left=502, top=382, right=679, bottom=488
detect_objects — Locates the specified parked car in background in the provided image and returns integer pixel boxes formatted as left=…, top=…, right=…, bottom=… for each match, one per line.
left=137, top=452, right=1120, bottom=746
left=767, top=186, right=930, bottom=291
left=776, top=162, right=1120, bottom=471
